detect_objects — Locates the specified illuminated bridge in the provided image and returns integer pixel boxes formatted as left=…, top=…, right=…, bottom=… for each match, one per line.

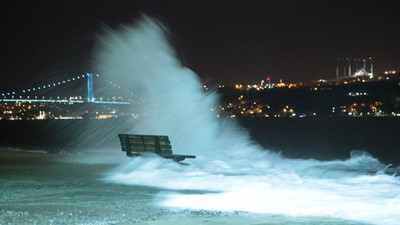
left=0, top=73, right=133, bottom=105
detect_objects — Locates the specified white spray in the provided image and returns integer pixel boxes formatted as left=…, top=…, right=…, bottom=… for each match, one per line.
left=94, top=16, right=400, bottom=225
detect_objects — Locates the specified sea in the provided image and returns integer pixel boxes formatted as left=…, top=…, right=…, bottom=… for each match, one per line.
left=1, top=117, right=400, bottom=164
left=1, top=117, right=399, bottom=225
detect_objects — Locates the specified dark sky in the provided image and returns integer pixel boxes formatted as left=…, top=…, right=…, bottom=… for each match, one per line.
left=1, top=0, right=399, bottom=91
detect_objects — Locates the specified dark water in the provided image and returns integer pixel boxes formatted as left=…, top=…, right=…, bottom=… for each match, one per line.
left=0, top=119, right=133, bottom=151
left=1, top=117, right=399, bottom=165
left=239, top=117, right=400, bottom=165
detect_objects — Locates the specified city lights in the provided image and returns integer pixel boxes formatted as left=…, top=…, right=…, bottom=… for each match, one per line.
left=1, top=70, right=399, bottom=120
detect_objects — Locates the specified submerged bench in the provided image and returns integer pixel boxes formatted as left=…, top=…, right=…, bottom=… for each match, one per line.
left=118, top=134, right=196, bottom=162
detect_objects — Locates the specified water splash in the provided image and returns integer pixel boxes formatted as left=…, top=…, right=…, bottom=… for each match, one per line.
left=93, top=17, right=264, bottom=158
left=94, top=16, right=400, bottom=225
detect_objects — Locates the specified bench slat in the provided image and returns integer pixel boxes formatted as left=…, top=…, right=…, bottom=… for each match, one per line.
left=127, top=148, right=173, bottom=155
left=121, top=143, right=172, bottom=150
left=126, top=145, right=172, bottom=151
left=122, top=135, right=169, bottom=141
left=127, top=143, right=171, bottom=149
left=123, top=139, right=171, bottom=144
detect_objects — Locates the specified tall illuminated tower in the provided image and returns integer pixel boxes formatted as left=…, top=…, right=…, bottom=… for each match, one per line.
left=370, top=57, right=373, bottom=78
left=87, top=73, right=95, bottom=102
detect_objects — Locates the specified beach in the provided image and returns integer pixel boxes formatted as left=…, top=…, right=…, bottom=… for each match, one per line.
left=0, top=150, right=371, bottom=225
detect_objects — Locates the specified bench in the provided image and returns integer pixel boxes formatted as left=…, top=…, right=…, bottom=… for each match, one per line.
left=118, top=134, right=196, bottom=162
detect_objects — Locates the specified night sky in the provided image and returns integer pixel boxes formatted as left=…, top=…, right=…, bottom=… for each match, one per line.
left=1, top=0, right=399, bottom=91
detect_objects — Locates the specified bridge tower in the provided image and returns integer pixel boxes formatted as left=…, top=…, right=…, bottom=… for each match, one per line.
left=87, top=73, right=95, bottom=102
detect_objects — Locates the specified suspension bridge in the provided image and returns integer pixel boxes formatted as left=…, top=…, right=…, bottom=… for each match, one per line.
left=0, top=73, right=134, bottom=105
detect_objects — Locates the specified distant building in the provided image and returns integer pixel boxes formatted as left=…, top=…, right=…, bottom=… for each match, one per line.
left=336, top=57, right=373, bottom=80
